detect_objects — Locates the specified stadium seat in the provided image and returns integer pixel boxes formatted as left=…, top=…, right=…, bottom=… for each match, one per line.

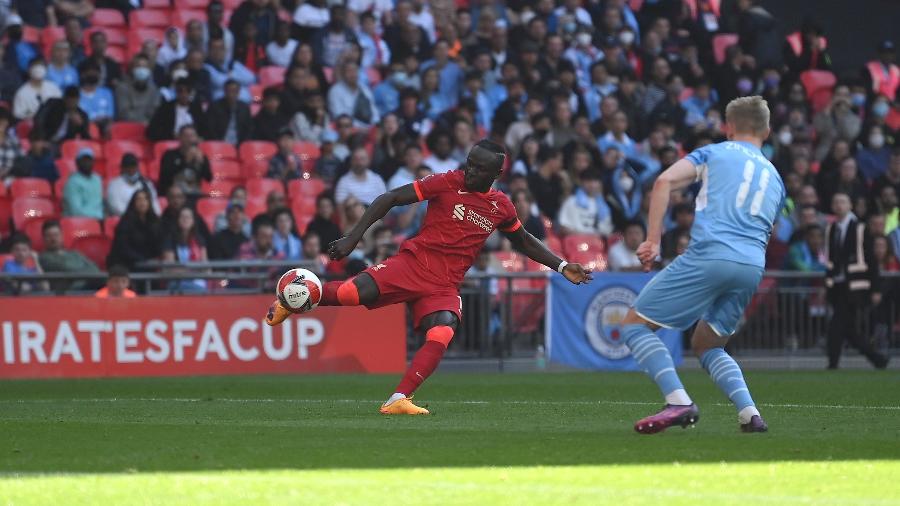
left=55, top=159, right=77, bottom=181
left=242, top=159, right=271, bottom=179
left=567, top=250, right=609, bottom=272
left=72, top=235, right=112, bottom=270
left=176, top=0, right=212, bottom=8
left=90, top=8, right=127, bottom=26
left=173, top=9, right=207, bottom=28
left=40, top=26, right=66, bottom=55
left=196, top=198, right=229, bottom=231
left=239, top=141, right=278, bottom=163
left=210, top=160, right=243, bottom=181
left=249, top=84, right=264, bottom=103
left=106, top=46, right=127, bottom=65
left=105, top=140, right=146, bottom=167
left=61, top=140, right=104, bottom=162
left=127, top=28, right=166, bottom=57
left=22, top=26, right=40, bottom=44
left=712, top=33, right=739, bottom=64
left=287, top=177, right=326, bottom=200
left=544, top=235, right=563, bottom=255
left=60, top=217, right=103, bottom=249
left=200, top=141, right=238, bottom=162
left=246, top=178, right=284, bottom=199
left=142, top=0, right=171, bottom=8
left=291, top=197, right=317, bottom=221
left=785, top=31, right=827, bottom=57
left=153, top=140, right=180, bottom=162
left=85, top=27, right=128, bottom=47
left=259, top=66, right=287, bottom=87
left=563, top=234, right=606, bottom=257
left=202, top=179, right=238, bottom=199
left=10, top=178, right=52, bottom=200
left=129, top=9, right=171, bottom=28
left=494, top=251, right=526, bottom=272
left=296, top=214, right=314, bottom=235
left=292, top=142, right=321, bottom=162
left=11, top=197, right=56, bottom=230
left=0, top=198, right=11, bottom=236
left=800, top=70, right=837, bottom=112
left=244, top=198, right=267, bottom=220
left=15, top=119, right=32, bottom=142
left=23, top=219, right=48, bottom=251
left=103, top=216, right=120, bottom=237
left=109, top=121, right=147, bottom=141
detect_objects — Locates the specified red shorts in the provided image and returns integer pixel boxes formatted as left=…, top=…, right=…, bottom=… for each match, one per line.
left=362, top=250, right=462, bottom=328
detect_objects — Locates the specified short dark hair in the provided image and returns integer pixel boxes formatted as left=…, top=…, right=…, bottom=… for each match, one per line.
left=108, top=264, right=130, bottom=278
left=252, top=216, right=275, bottom=236
left=580, top=169, right=603, bottom=181
left=624, top=220, right=646, bottom=234
left=10, top=233, right=30, bottom=248
left=671, top=203, right=694, bottom=219
left=41, top=219, right=61, bottom=234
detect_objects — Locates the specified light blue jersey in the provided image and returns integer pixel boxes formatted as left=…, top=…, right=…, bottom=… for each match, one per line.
left=685, top=141, right=786, bottom=268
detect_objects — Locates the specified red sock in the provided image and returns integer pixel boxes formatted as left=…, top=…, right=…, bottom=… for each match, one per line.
left=394, top=326, right=454, bottom=396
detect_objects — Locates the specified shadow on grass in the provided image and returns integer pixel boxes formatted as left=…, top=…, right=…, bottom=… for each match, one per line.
left=0, top=371, right=898, bottom=473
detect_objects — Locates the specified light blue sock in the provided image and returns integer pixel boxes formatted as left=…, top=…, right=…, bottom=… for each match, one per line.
left=700, top=348, right=755, bottom=414
left=623, top=324, right=689, bottom=403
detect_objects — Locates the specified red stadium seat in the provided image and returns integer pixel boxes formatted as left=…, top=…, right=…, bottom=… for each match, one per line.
left=493, top=251, right=526, bottom=272
left=244, top=198, right=266, bottom=220
left=91, top=8, right=127, bottom=26
left=56, top=159, right=77, bottom=181
left=259, top=66, right=287, bottom=87
left=106, top=46, right=127, bottom=65
left=72, top=235, right=112, bottom=270
left=0, top=198, right=11, bottom=236
left=143, top=0, right=171, bottom=8
left=103, top=216, right=120, bottom=237
left=60, top=217, right=102, bottom=249
left=712, top=33, right=739, bottom=65
left=242, top=159, right=271, bottom=179
left=41, top=27, right=66, bottom=55
left=196, top=198, right=229, bottom=231
left=105, top=140, right=146, bottom=167
left=246, top=178, right=284, bottom=200
left=563, top=234, right=606, bottom=257
left=153, top=140, right=180, bottom=162
left=249, top=84, right=264, bottom=103
left=54, top=177, right=67, bottom=201
left=109, top=121, right=147, bottom=141
left=61, top=140, right=104, bottom=162
left=292, top=142, right=321, bottom=162
left=10, top=178, right=52, bottom=200
left=176, top=0, right=212, bottom=8
left=287, top=177, right=326, bottom=199
left=85, top=27, right=128, bottom=47
left=291, top=197, right=317, bottom=221
left=296, top=214, right=314, bottom=235
left=200, top=141, right=238, bottom=162
left=15, top=119, right=32, bottom=141
left=173, top=9, right=207, bottom=29
left=544, top=235, right=563, bottom=255
left=239, top=140, right=277, bottom=163
left=22, top=26, right=40, bottom=44
left=23, top=219, right=48, bottom=251
left=129, top=9, right=171, bottom=28
left=210, top=160, right=243, bottom=181
left=12, top=197, right=56, bottom=230
left=202, top=179, right=239, bottom=199
left=127, top=29, right=166, bottom=57
left=567, top=250, right=609, bottom=272
left=800, top=70, right=837, bottom=112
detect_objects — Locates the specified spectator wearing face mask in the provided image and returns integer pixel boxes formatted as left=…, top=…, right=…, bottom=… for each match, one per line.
left=77, top=60, right=115, bottom=124
left=79, top=31, right=122, bottom=89
left=115, top=54, right=161, bottom=123
left=107, top=153, right=161, bottom=217
left=13, top=57, right=62, bottom=120
left=857, top=125, right=892, bottom=183
left=2, top=14, right=39, bottom=74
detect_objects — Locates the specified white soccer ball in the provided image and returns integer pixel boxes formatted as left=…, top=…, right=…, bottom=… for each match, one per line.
left=276, top=268, right=323, bottom=313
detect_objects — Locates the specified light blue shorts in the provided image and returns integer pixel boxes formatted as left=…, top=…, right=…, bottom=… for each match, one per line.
left=633, top=253, right=763, bottom=336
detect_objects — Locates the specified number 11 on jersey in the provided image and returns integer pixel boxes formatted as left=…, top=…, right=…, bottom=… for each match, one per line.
left=735, top=160, right=770, bottom=216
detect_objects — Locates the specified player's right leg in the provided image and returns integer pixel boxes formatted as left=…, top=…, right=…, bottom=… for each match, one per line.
left=265, top=273, right=380, bottom=326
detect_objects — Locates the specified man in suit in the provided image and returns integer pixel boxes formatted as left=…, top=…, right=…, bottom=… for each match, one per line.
left=824, top=192, right=890, bottom=369
left=205, top=79, right=252, bottom=145
left=147, top=79, right=206, bottom=142
left=32, top=85, right=90, bottom=142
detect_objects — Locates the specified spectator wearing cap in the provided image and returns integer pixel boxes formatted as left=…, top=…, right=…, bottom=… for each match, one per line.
left=528, top=145, right=570, bottom=220
left=13, top=57, right=62, bottom=120
left=267, top=129, right=304, bottom=181
left=3, top=14, right=39, bottom=74
left=95, top=265, right=137, bottom=298
left=115, top=54, right=161, bottom=124
left=558, top=169, right=614, bottom=237
left=205, top=37, right=256, bottom=103
left=46, top=41, right=79, bottom=91
left=62, top=147, right=103, bottom=220
left=39, top=219, right=100, bottom=291
left=865, top=40, right=898, bottom=101
left=335, top=147, right=388, bottom=208
left=79, top=31, right=122, bottom=89
left=32, top=85, right=89, bottom=143
left=107, top=153, right=160, bottom=217
left=206, top=79, right=253, bottom=145
left=147, top=79, right=206, bottom=142
left=77, top=60, right=115, bottom=124
left=252, top=87, right=291, bottom=142
left=158, top=124, right=212, bottom=197
left=328, top=60, right=379, bottom=128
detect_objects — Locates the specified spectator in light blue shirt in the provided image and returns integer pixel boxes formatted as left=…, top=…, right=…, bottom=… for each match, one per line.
left=598, top=110, right=638, bottom=159
left=682, top=79, right=718, bottom=128
left=420, top=39, right=463, bottom=109
left=205, top=37, right=255, bottom=102
left=583, top=61, right=618, bottom=123
left=373, top=63, right=405, bottom=118
left=78, top=61, right=115, bottom=122
left=46, top=41, right=79, bottom=91
left=63, top=148, right=104, bottom=220
left=462, top=70, right=492, bottom=133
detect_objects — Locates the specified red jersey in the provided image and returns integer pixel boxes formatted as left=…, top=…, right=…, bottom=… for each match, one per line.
left=402, top=170, right=521, bottom=286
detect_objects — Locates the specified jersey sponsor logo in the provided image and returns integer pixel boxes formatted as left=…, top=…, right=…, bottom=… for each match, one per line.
left=584, top=286, right=636, bottom=360
left=371, top=263, right=387, bottom=271
left=452, top=204, right=466, bottom=220
left=466, top=208, right=493, bottom=232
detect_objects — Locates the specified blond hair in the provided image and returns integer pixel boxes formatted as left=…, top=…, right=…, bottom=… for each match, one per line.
left=725, top=96, right=770, bottom=137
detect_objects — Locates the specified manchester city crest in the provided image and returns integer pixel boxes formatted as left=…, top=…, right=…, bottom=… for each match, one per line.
left=584, top=286, right=636, bottom=359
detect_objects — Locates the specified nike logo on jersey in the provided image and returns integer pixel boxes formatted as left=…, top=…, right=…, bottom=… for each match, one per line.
left=457, top=190, right=469, bottom=194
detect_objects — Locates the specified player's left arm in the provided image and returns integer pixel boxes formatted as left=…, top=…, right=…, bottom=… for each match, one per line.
left=503, top=226, right=593, bottom=285
left=637, top=158, right=698, bottom=271
left=328, top=184, right=420, bottom=260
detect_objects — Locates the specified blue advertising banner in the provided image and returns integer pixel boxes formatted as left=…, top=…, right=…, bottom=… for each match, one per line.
left=546, top=272, right=683, bottom=371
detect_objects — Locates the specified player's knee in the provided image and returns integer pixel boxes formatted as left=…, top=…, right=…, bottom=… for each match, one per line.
left=337, top=280, right=360, bottom=306
left=425, top=325, right=455, bottom=348
left=352, top=273, right=380, bottom=304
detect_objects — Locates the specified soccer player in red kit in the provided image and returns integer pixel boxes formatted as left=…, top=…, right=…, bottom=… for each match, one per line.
left=265, top=140, right=593, bottom=414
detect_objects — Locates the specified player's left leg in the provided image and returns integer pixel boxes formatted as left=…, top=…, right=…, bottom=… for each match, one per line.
left=266, top=272, right=382, bottom=326
left=380, top=310, right=459, bottom=415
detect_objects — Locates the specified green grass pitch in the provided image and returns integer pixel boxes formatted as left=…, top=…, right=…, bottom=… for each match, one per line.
left=1, top=370, right=898, bottom=505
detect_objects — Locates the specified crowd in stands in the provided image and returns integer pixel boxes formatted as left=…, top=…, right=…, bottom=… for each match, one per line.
left=0, top=0, right=898, bottom=295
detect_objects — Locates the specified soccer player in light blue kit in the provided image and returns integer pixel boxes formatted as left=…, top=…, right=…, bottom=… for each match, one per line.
left=622, top=96, right=785, bottom=434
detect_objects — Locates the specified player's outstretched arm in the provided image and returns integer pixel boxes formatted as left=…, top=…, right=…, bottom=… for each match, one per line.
left=637, top=159, right=698, bottom=271
left=503, top=227, right=593, bottom=284
left=328, top=184, right=420, bottom=260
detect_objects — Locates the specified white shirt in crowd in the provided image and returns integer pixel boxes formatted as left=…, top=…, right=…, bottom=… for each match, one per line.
left=347, top=0, right=393, bottom=21
left=558, top=195, right=613, bottom=236
left=13, top=80, right=61, bottom=120
left=266, top=39, right=299, bottom=68
left=106, top=176, right=161, bottom=217
left=409, top=7, right=436, bottom=43
left=293, top=4, right=330, bottom=28
left=334, top=169, right=387, bottom=206
left=608, top=241, right=642, bottom=271
left=174, top=104, right=194, bottom=135
left=387, top=166, right=415, bottom=191
left=423, top=155, right=458, bottom=175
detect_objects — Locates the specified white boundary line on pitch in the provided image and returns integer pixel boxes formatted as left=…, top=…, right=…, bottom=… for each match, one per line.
left=0, top=398, right=898, bottom=411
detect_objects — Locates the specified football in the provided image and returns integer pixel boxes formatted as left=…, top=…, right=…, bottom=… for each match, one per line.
left=276, top=268, right=323, bottom=313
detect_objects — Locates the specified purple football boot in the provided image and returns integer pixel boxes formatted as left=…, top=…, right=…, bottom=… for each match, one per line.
left=634, top=404, right=700, bottom=434
left=740, top=415, right=768, bottom=433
